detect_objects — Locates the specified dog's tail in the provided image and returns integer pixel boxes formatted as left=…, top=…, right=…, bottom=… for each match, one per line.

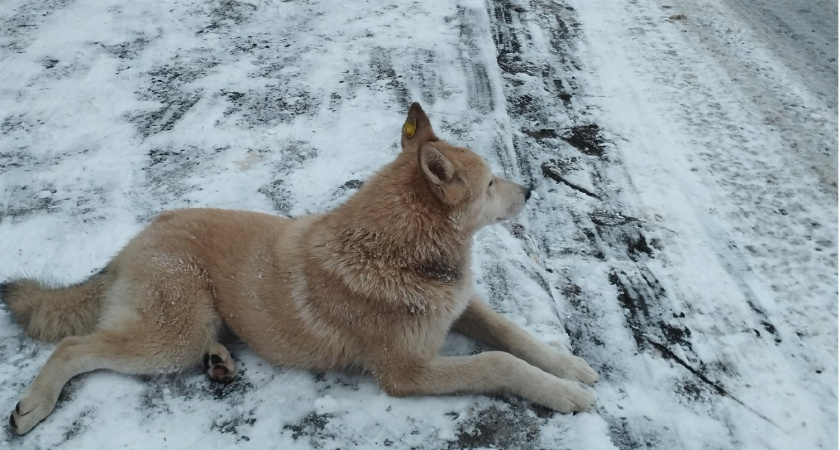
left=0, top=267, right=114, bottom=342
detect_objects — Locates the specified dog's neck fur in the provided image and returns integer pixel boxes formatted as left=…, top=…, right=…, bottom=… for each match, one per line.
left=321, top=151, right=471, bottom=298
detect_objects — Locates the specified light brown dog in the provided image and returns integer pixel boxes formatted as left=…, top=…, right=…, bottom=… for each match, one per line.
left=3, top=103, right=597, bottom=434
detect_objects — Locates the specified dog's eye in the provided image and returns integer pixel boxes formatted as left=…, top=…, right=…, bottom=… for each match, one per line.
left=488, top=180, right=494, bottom=188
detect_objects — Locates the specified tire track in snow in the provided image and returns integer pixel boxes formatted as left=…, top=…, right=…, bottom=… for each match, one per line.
left=480, top=0, right=768, bottom=448
left=567, top=0, right=836, bottom=448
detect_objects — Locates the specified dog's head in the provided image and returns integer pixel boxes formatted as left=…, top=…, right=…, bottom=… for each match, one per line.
left=401, top=103, right=531, bottom=231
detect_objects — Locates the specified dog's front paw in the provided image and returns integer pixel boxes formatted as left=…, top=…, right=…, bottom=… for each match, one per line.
left=543, top=345, right=599, bottom=385
left=544, top=379, right=596, bottom=414
left=8, top=392, right=55, bottom=435
left=565, top=354, right=599, bottom=385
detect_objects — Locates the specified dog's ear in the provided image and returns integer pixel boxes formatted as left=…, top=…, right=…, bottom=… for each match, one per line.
left=418, top=144, right=454, bottom=187
left=401, top=102, right=438, bottom=151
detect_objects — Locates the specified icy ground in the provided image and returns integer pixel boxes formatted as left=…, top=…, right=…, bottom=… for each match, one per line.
left=0, top=0, right=836, bottom=448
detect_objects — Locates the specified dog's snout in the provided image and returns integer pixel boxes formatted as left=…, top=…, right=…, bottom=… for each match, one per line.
left=524, top=186, right=532, bottom=201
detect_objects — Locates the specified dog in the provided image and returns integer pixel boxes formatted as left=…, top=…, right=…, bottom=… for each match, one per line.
left=3, top=103, right=597, bottom=434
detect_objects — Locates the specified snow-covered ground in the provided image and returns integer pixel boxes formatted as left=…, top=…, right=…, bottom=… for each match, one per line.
left=0, top=0, right=835, bottom=448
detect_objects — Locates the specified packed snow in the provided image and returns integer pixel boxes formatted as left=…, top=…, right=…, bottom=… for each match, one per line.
left=0, top=0, right=835, bottom=448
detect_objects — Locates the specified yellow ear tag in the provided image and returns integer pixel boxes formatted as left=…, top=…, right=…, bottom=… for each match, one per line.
left=402, top=119, right=416, bottom=138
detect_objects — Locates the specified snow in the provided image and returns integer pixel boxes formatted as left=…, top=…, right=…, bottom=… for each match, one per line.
left=0, top=0, right=836, bottom=448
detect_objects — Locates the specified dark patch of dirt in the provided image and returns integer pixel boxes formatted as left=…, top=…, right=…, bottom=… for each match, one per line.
left=554, top=79, right=573, bottom=103
left=283, top=412, right=334, bottom=448
left=211, top=410, right=257, bottom=442
left=100, top=37, right=150, bottom=60
left=339, top=179, right=362, bottom=190
left=331, top=178, right=363, bottom=202
left=522, top=128, right=559, bottom=140
left=257, top=141, right=318, bottom=215
left=1, top=115, right=43, bottom=136
left=513, top=94, right=536, bottom=112
left=310, top=371, right=363, bottom=393
left=126, top=55, right=219, bottom=137
left=203, top=373, right=254, bottom=402
left=659, top=321, right=693, bottom=351
left=760, top=320, right=782, bottom=344
left=562, top=124, right=606, bottom=157
left=746, top=301, right=781, bottom=344
left=143, top=58, right=218, bottom=96
left=446, top=402, right=548, bottom=450
left=220, top=85, right=318, bottom=128
left=197, top=0, right=258, bottom=34
left=139, top=379, right=174, bottom=416
left=676, top=379, right=708, bottom=402
left=608, top=267, right=665, bottom=348
left=625, top=233, right=654, bottom=259
left=57, top=408, right=92, bottom=445
left=606, top=415, right=663, bottom=450
left=132, top=92, right=203, bottom=137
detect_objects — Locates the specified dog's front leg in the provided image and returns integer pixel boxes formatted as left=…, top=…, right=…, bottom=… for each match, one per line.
left=453, top=296, right=598, bottom=385
left=376, top=352, right=594, bottom=413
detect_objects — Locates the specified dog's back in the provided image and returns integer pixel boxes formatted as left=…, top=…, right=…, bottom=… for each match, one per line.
left=2, top=208, right=292, bottom=344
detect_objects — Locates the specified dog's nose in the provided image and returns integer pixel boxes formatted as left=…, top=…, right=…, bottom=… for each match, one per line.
left=524, top=187, right=532, bottom=201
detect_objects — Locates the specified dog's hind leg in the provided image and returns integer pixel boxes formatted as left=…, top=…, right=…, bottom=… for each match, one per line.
left=8, top=326, right=202, bottom=434
left=8, top=282, right=222, bottom=434
left=453, top=296, right=598, bottom=385
left=203, top=342, right=236, bottom=383
left=376, top=352, right=595, bottom=413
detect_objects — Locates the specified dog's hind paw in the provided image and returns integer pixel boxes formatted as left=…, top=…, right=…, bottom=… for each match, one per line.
left=203, top=342, right=236, bottom=384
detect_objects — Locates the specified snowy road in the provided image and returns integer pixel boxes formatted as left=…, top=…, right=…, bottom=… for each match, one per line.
left=0, top=0, right=836, bottom=449
left=723, top=0, right=837, bottom=110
